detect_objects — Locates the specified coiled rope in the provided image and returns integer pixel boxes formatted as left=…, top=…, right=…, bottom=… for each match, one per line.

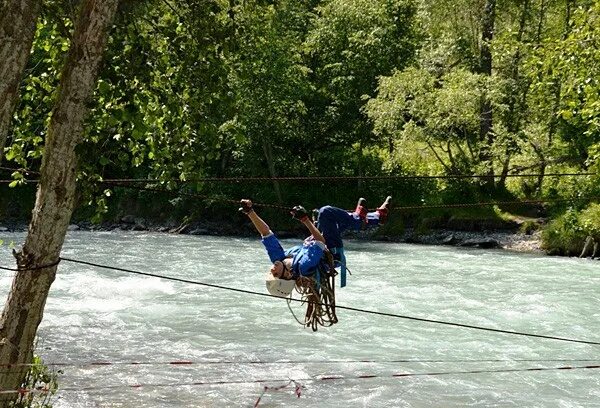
left=288, top=250, right=338, bottom=331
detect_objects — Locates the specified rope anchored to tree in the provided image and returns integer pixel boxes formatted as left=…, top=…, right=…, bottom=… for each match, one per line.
left=0, top=259, right=61, bottom=272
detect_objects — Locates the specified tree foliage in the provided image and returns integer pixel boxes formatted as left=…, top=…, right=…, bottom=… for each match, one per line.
left=1, top=0, right=599, bottom=249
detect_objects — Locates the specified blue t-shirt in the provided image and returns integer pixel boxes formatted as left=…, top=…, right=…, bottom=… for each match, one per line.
left=261, top=233, right=326, bottom=277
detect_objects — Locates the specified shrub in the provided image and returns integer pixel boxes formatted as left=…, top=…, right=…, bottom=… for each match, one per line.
left=579, top=203, right=600, bottom=238
left=10, top=355, right=59, bottom=408
left=519, top=220, right=541, bottom=235
left=541, top=208, right=587, bottom=255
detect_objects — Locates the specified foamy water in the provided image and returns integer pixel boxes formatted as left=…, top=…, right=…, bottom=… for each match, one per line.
left=1, top=231, right=599, bottom=407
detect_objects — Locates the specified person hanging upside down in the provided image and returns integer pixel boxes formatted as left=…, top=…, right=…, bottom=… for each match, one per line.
left=239, top=196, right=392, bottom=297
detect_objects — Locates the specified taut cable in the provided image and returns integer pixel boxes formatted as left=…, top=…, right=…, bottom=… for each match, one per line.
left=58, top=257, right=600, bottom=347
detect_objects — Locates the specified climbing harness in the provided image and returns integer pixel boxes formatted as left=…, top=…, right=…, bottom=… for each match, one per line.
left=330, top=247, right=348, bottom=287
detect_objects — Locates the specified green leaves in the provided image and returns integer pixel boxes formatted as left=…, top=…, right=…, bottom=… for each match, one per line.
left=4, top=0, right=599, bottom=225
left=366, top=65, right=484, bottom=173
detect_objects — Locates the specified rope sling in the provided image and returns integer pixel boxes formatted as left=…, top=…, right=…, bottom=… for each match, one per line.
left=287, top=250, right=338, bottom=331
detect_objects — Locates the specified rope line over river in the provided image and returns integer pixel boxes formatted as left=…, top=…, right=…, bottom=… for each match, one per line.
left=2, top=256, right=597, bottom=346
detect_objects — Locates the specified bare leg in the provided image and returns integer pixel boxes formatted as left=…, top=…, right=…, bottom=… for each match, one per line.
left=377, top=196, right=392, bottom=223
left=580, top=235, right=593, bottom=258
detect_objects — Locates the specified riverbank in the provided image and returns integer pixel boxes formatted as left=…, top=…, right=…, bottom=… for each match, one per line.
left=392, top=228, right=543, bottom=253
left=0, top=217, right=545, bottom=254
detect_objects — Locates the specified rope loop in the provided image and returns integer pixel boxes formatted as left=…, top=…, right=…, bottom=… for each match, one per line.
left=291, top=250, right=338, bottom=331
left=0, top=258, right=61, bottom=272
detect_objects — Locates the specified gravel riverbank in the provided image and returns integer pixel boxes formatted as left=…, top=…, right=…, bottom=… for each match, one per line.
left=1, top=219, right=544, bottom=254
left=402, top=229, right=543, bottom=253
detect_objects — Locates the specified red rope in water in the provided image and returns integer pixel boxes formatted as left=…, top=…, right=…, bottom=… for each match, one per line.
left=0, top=357, right=597, bottom=369
left=1, top=364, right=598, bottom=405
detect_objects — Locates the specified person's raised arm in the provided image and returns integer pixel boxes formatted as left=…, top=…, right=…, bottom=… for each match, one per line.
left=240, top=199, right=272, bottom=237
left=291, top=205, right=326, bottom=245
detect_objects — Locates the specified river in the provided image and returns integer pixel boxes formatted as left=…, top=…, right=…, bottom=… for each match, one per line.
left=0, top=231, right=599, bottom=407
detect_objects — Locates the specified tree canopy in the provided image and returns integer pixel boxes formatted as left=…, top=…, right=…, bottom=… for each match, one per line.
left=1, top=0, right=599, bottom=243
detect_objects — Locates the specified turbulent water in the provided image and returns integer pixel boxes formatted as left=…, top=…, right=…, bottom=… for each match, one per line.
left=0, top=231, right=599, bottom=407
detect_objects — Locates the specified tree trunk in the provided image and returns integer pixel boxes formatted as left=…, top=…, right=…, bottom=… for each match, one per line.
left=534, top=0, right=574, bottom=194
left=0, top=0, right=42, bottom=163
left=426, top=141, right=452, bottom=173
left=0, top=0, right=119, bottom=402
left=357, top=140, right=364, bottom=191
left=261, top=139, right=282, bottom=203
left=530, top=142, right=546, bottom=195
left=499, top=0, right=530, bottom=189
left=499, top=156, right=510, bottom=187
left=478, top=0, right=496, bottom=190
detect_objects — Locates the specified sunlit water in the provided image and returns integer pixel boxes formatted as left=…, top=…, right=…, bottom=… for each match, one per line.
left=0, top=231, right=599, bottom=407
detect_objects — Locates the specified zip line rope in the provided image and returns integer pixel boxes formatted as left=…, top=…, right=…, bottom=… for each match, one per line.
left=101, top=181, right=600, bottom=212
left=1, top=254, right=599, bottom=401
left=3, top=178, right=599, bottom=213
left=0, top=165, right=597, bottom=181
left=1, top=257, right=599, bottom=346
left=1, top=175, right=598, bottom=212
left=75, top=181, right=600, bottom=212
left=70, top=172, right=600, bottom=182
left=41, top=257, right=600, bottom=347
left=0, top=259, right=61, bottom=272
left=0, top=180, right=39, bottom=183
left=1, top=364, right=599, bottom=395
left=0, top=166, right=39, bottom=175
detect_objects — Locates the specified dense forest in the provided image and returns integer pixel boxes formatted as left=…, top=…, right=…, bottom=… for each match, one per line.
left=1, top=0, right=600, bottom=401
left=1, top=0, right=600, bottom=254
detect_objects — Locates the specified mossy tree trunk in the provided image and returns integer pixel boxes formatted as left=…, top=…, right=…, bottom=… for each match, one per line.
left=0, top=0, right=119, bottom=403
left=499, top=0, right=530, bottom=189
left=478, top=0, right=496, bottom=190
left=0, top=0, right=42, bottom=163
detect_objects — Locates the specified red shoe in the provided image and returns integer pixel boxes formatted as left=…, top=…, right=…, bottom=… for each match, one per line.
left=376, top=196, right=392, bottom=224
left=354, top=197, right=368, bottom=220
